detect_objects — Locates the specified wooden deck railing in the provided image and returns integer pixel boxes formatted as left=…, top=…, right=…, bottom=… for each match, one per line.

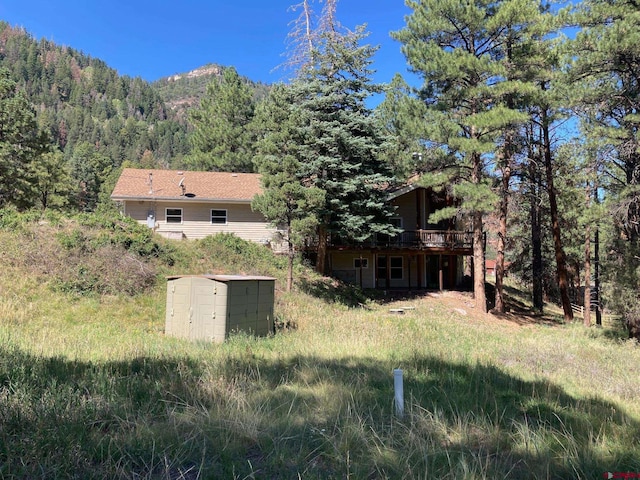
left=329, top=230, right=474, bottom=250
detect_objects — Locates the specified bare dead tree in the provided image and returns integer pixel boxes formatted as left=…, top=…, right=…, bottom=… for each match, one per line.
left=282, top=0, right=317, bottom=73
left=281, top=0, right=348, bottom=75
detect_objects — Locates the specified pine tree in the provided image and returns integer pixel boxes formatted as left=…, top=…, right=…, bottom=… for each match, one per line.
left=570, top=0, right=640, bottom=337
left=0, top=68, right=49, bottom=209
left=294, top=26, right=398, bottom=274
left=252, top=84, right=325, bottom=291
left=67, top=141, right=112, bottom=211
left=484, top=0, right=556, bottom=313
left=32, top=150, right=72, bottom=210
left=186, top=67, right=256, bottom=172
left=393, top=0, right=532, bottom=312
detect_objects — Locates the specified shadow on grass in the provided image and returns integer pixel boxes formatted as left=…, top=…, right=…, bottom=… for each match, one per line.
left=485, top=283, right=568, bottom=327
left=297, top=276, right=383, bottom=308
left=297, top=276, right=471, bottom=308
left=0, top=344, right=638, bottom=479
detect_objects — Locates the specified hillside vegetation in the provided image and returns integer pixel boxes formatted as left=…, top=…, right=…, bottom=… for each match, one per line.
left=0, top=212, right=638, bottom=479
left=0, top=23, right=266, bottom=171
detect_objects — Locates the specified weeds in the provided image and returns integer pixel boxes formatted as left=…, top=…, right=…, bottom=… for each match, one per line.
left=0, top=214, right=639, bottom=478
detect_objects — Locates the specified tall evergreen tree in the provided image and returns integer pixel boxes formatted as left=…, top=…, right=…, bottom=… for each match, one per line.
left=569, top=0, right=640, bottom=337
left=186, top=67, right=256, bottom=172
left=252, top=84, right=325, bottom=291
left=486, top=0, right=556, bottom=313
left=33, top=150, right=72, bottom=210
left=294, top=26, right=399, bottom=274
left=0, top=68, right=49, bottom=209
left=67, top=141, right=111, bottom=212
left=393, top=0, right=532, bottom=312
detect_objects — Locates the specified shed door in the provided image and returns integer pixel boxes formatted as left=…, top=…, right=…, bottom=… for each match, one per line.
left=191, top=280, right=216, bottom=340
left=168, top=279, right=191, bottom=338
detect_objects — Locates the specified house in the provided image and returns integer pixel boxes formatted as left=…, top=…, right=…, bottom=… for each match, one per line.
left=327, top=184, right=474, bottom=291
left=110, top=168, right=276, bottom=243
left=112, top=168, right=476, bottom=291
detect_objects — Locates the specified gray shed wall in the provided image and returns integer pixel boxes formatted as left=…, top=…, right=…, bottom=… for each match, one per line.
left=165, top=275, right=275, bottom=342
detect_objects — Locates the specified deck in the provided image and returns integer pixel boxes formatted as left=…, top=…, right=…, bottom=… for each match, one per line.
left=329, top=230, right=474, bottom=253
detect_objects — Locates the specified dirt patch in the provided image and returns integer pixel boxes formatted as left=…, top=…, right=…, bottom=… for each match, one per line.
left=389, top=289, right=565, bottom=329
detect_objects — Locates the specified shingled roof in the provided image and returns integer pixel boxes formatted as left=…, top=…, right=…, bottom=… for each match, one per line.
left=111, top=168, right=263, bottom=202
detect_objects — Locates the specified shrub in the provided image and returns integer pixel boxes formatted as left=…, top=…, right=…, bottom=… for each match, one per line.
left=51, top=245, right=157, bottom=296
left=0, top=207, right=42, bottom=231
left=1, top=211, right=162, bottom=296
left=196, top=233, right=287, bottom=277
left=75, top=212, right=177, bottom=266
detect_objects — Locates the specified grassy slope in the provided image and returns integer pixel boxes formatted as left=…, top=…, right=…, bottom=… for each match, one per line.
left=0, top=219, right=638, bottom=479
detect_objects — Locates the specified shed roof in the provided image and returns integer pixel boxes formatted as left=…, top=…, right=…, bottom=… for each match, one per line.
left=166, top=275, right=276, bottom=282
left=111, top=168, right=263, bottom=202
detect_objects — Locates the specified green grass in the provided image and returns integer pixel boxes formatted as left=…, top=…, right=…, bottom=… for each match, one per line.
left=0, top=218, right=639, bottom=479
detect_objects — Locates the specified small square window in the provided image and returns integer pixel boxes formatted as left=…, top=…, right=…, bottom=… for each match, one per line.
left=354, top=258, right=368, bottom=269
left=211, top=209, right=227, bottom=224
left=166, top=208, right=183, bottom=224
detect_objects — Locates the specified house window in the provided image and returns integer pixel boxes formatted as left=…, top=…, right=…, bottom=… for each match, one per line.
left=377, top=255, right=404, bottom=280
left=390, top=256, right=403, bottom=279
left=166, top=208, right=183, bottom=224
left=211, top=209, right=227, bottom=224
left=354, top=257, right=368, bottom=269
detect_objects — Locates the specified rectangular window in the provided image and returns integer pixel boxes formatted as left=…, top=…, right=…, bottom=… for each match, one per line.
left=166, top=208, right=183, bottom=224
left=377, top=255, right=387, bottom=280
left=211, top=209, right=227, bottom=224
left=390, top=256, right=403, bottom=279
left=354, top=257, right=368, bottom=269
left=378, top=255, right=404, bottom=280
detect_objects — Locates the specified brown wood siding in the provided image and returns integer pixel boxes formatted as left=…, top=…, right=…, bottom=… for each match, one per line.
left=392, top=194, right=418, bottom=231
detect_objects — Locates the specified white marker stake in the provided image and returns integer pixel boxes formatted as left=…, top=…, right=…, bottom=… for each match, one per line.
left=394, top=369, right=404, bottom=418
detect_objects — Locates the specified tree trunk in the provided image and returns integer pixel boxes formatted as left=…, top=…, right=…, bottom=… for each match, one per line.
left=471, top=150, right=487, bottom=313
left=473, top=211, right=487, bottom=312
left=527, top=129, right=544, bottom=312
left=583, top=181, right=591, bottom=327
left=594, top=186, right=602, bottom=326
left=531, top=166, right=544, bottom=312
left=541, top=110, right=573, bottom=322
left=287, top=241, right=294, bottom=292
left=495, top=38, right=515, bottom=315
left=316, top=224, right=328, bottom=275
left=584, top=223, right=591, bottom=327
left=494, top=134, right=513, bottom=313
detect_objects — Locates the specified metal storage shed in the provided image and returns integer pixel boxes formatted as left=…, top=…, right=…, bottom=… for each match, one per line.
left=165, top=275, right=276, bottom=342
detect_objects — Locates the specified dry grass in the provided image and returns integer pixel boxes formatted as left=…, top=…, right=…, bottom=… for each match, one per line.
left=0, top=218, right=639, bottom=478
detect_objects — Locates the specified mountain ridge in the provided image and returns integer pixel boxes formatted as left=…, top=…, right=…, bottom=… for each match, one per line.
left=0, top=22, right=266, bottom=172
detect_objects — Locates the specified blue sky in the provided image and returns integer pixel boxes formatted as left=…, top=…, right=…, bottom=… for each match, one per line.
left=1, top=0, right=414, bottom=86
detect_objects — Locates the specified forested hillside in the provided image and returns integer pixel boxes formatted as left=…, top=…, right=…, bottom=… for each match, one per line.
left=0, top=22, right=267, bottom=211
left=0, top=22, right=188, bottom=168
